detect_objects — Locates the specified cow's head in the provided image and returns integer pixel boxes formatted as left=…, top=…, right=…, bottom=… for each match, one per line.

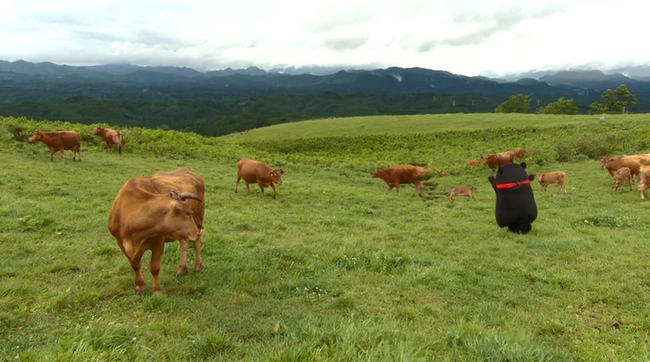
left=163, top=191, right=203, bottom=242
left=28, top=129, right=43, bottom=142
left=470, top=186, right=478, bottom=193
left=270, top=169, right=284, bottom=186
left=370, top=167, right=385, bottom=177
left=91, top=127, right=103, bottom=135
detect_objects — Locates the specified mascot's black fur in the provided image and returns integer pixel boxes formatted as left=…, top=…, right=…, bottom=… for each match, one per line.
left=487, top=162, right=537, bottom=234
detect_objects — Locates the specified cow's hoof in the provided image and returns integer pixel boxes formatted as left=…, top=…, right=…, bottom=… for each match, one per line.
left=176, top=266, right=188, bottom=277
left=134, top=288, right=144, bottom=295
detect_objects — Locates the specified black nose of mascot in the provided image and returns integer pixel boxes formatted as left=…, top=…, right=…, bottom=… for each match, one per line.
left=487, top=162, right=537, bottom=234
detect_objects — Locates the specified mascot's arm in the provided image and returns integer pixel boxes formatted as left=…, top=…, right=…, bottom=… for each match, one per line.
left=528, top=174, right=535, bottom=181
left=487, top=175, right=497, bottom=192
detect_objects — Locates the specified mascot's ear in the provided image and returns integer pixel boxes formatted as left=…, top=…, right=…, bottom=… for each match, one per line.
left=520, top=162, right=527, bottom=169
left=528, top=174, right=535, bottom=181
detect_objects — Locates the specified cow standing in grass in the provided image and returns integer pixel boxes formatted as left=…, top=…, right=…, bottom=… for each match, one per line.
left=234, top=158, right=284, bottom=199
left=92, top=126, right=123, bottom=155
left=370, top=165, right=426, bottom=196
left=28, top=129, right=81, bottom=162
left=611, top=167, right=633, bottom=193
left=536, top=171, right=568, bottom=194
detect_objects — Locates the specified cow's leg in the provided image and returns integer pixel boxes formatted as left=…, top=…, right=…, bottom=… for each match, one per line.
left=270, top=183, right=277, bottom=199
left=149, top=237, right=165, bottom=294
left=386, top=185, right=394, bottom=194
left=176, top=239, right=189, bottom=277
left=130, top=248, right=147, bottom=294
left=49, top=150, right=54, bottom=162
left=234, top=175, right=241, bottom=193
left=59, top=149, right=65, bottom=163
left=628, top=177, right=633, bottom=191
left=245, top=182, right=251, bottom=193
left=258, top=184, right=266, bottom=198
left=413, top=181, right=424, bottom=196
left=639, top=183, right=648, bottom=200
left=193, top=237, right=203, bottom=273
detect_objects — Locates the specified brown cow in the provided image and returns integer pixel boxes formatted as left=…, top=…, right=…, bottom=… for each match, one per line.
left=638, top=166, right=650, bottom=200
left=370, top=164, right=426, bottom=196
left=536, top=171, right=567, bottom=194
left=600, top=156, right=641, bottom=182
left=234, top=158, right=284, bottom=199
left=28, top=129, right=81, bottom=162
left=511, top=147, right=530, bottom=159
left=108, top=166, right=205, bottom=294
left=611, top=167, right=633, bottom=193
left=92, top=126, right=123, bottom=155
left=482, top=152, right=514, bottom=172
left=448, top=186, right=477, bottom=202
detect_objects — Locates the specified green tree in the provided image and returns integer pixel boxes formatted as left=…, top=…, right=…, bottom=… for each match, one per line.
left=495, top=94, right=531, bottom=113
left=589, top=84, right=638, bottom=114
left=536, top=97, right=578, bottom=114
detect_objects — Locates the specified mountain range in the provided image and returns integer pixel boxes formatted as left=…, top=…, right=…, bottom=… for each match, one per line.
left=2, top=60, right=650, bottom=102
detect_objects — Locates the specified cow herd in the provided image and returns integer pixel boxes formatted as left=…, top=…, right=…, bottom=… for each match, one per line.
left=25, top=126, right=650, bottom=293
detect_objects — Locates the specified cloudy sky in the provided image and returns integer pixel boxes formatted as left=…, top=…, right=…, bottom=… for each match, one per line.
left=1, top=0, right=648, bottom=77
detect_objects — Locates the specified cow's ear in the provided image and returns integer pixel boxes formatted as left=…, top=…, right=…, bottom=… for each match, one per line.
left=520, top=162, right=527, bottom=169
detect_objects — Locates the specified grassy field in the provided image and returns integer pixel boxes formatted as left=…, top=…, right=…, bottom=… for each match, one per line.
left=2, top=114, right=650, bottom=361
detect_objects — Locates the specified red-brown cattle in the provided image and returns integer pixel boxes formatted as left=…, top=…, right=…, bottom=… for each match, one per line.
left=611, top=167, right=633, bottom=193
left=108, top=166, right=205, bottom=294
left=92, top=126, right=123, bottom=155
left=638, top=166, right=650, bottom=200
left=370, top=165, right=426, bottom=196
left=536, top=171, right=567, bottom=194
left=600, top=156, right=641, bottom=182
left=448, top=186, right=477, bottom=202
left=482, top=152, right=514, bottom=172
left=28, top=129, right=81, bottom=162
left=511, top=147, right=530, bottom=159
left=234, top=158, right=284, bottom=199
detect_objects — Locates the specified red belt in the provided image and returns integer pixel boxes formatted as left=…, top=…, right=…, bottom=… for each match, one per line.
left=495, top=179, right=530, bottom=189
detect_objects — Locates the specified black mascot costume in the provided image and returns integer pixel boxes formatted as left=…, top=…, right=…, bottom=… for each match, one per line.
left=487, top=162, right=537, bottom=234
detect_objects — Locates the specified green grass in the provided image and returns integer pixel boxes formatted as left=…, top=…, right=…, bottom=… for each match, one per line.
left=2, top=113, right=650, bottom=361
left=223, top=113, right=639, bottom=141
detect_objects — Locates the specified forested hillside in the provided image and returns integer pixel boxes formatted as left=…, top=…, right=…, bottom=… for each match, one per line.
left=2, top=60, right=650, bottom=136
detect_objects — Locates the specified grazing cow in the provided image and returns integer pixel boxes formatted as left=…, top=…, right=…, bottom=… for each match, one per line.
left=370, top=165, right=426, bottom=196
left=28, top=129, right=81, bottom=162
left=511, top=147, right=530, bottom=159
left=92, top=126, right=123, bottom=155
left=234, top=158, right=284, bottom=199
left=611, top=167, right=633, bottom=193
left=467, top=159, right=483, bottom=167
left=108, top=166, right=205, bottom=294
left=600, top=156, right=641, bottom=182
left=448, top=186, right=477, bottom=202
left=638, top=166, right=650, bottom=200
left=482, top=152, right=514, bottom=172
left=536, top=171, right=567, bottom=194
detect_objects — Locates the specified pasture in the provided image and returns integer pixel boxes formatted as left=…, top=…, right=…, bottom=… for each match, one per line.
left=2, top=114, right=650, bottom=361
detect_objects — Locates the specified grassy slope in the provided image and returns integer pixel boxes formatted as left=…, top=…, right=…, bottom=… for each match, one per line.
left=223, top=114, right=637, bottom=141
left=2, top=114, right=650, bottom=361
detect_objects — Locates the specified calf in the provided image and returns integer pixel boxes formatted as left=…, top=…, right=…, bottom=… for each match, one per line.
left=370, top=165, right=426, bottom=196
left=611, top=167, right=633, bottom=193
left=234, top=158, right=284, bottom=199
left=448, top=186, right=477, bottom=202
left=28, top=129, right=81, bottom=162
left=536, top=171, right=567, bottom=194
left=92, top=126, right=123, bottom=155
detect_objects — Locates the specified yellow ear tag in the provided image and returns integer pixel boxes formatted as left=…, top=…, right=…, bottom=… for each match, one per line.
left=270, top=172, right=274, bottom=177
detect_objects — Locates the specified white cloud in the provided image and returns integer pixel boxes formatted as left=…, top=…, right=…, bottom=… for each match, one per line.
left=0, top=0, right=648, bottom=76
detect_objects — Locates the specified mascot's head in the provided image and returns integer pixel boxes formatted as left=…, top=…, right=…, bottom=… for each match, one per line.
left=495, top=162, right=531, bottom=183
